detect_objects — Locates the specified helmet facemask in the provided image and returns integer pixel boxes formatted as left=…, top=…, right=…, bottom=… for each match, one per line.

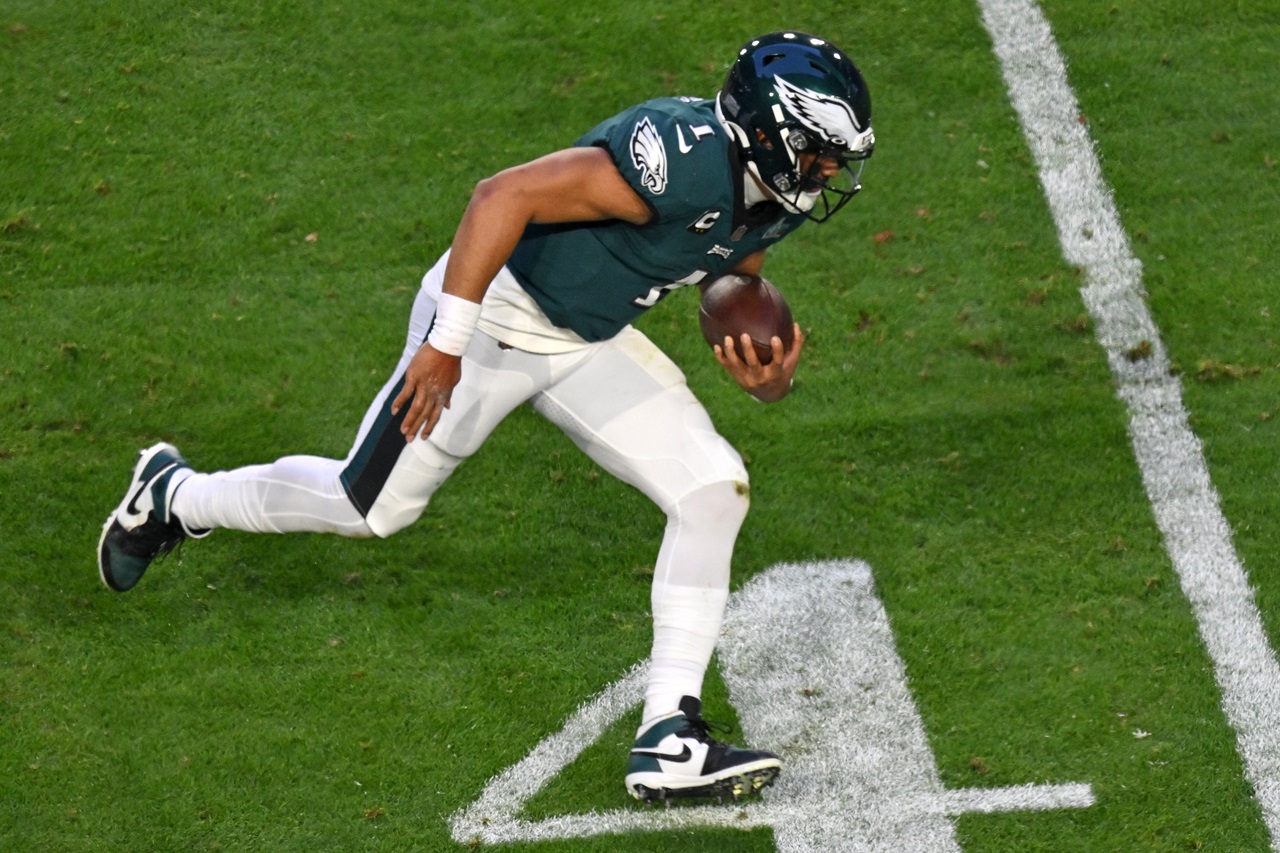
left=770, top=125, right=874, bottom=222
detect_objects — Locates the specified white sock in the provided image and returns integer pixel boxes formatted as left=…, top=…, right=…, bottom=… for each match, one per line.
left=643, top=480, right=748, bottom=723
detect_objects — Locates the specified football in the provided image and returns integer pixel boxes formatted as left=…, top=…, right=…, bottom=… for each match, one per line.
left=698, top=274, right=795, bottom=365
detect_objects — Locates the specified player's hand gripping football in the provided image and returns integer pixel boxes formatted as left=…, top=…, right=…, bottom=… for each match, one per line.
left=714, top=323, right=805, bottom=403
left=391, top=343, right=462, bottom=441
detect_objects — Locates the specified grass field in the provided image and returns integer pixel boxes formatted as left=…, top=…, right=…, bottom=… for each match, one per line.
left=2, top=1, right=1278, bottom=850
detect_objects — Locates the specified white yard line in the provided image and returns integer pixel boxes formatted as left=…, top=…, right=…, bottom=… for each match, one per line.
left=977, top=0, right=1280, bottom=845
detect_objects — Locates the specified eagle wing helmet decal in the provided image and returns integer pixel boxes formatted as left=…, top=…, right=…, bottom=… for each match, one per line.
left=629, top=117, right=669, bottom=195
left=774, top=76, right=875, bottom=156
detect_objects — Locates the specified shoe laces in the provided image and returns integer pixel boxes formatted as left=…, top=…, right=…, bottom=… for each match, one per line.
left=128, top=516, right=187, bottom=561
left=682, top=714, right=735, bottom=746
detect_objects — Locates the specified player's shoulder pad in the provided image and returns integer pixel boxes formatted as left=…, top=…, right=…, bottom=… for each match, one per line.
left=582, top=98, right=729, bottom=213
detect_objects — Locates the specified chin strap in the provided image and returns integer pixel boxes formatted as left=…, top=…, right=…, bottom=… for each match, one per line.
left=742, top=163, right=773, bottom=207
left=716, top=98, right=771, bottom=207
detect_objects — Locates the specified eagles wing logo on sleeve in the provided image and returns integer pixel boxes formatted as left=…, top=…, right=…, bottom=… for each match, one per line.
left=774, top=77, right=875, bottom=156
left=629, top=117, right=668, bottom=195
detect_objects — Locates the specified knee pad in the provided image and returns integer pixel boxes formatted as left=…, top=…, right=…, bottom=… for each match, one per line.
left=673, top=478, right=750, bottom=534
left=653, top=479, right=750, bottom=594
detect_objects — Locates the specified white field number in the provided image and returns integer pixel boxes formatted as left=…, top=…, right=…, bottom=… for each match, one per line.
left=449, top=560, right=1094, bottom=850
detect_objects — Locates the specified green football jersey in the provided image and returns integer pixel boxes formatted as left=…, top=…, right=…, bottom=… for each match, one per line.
left=506, top=97, right=809, bottom=342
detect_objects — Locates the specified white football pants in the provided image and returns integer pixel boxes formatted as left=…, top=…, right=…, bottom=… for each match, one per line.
left=174, top=284, right=750, bottom=722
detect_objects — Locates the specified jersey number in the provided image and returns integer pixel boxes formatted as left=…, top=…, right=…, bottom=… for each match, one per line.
left=631, top=269, right=709, bottom=308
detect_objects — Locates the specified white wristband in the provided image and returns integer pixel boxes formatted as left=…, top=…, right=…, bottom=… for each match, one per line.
left=426, top=292, right=482, bottom=356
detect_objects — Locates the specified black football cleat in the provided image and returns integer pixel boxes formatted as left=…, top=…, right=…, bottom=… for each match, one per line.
left=625, top=696, right=781, bottom=803
left=98, top=443, right=199, bottom=591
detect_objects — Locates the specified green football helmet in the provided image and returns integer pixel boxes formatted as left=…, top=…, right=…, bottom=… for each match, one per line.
left=718, top=32, right=875, bottom=222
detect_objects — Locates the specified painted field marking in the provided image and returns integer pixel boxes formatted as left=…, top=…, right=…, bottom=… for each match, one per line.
left=976, top=0, right=1280, bottom=846
left=450, top=560, right=1093, bottom=849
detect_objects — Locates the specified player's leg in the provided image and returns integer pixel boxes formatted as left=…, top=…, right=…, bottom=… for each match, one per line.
left=160, top=284, right=450, bottom=540
left=97, top=285, right=436, bottom=591
left=99, top=273, right=542, bottom=589
left=342, top=324, right=553, bottom=537
left=530, top=327, right=779, bottom=801
left=173, top=327, right=543, bottom=538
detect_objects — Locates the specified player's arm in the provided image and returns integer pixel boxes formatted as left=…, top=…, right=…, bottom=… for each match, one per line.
left=392, top=147, right=652, bottom=441
left=711, top=250, right=805, bottom=403
left=444, top=146, right=653, bottom=305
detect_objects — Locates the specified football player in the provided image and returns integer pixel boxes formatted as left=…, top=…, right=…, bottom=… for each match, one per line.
left=98, top=31, right=874, bottom=803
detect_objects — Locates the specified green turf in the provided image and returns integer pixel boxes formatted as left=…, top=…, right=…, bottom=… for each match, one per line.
left=2, top=1, right=1278, bottom=851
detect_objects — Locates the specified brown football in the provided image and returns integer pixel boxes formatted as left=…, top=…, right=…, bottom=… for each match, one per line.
left=698, top=274, right=794, bottom=365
